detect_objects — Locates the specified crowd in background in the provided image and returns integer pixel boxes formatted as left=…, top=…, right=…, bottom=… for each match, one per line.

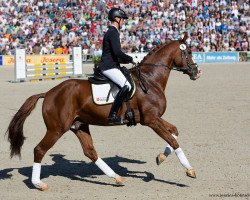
left=0, top=0, right=249, bottom=57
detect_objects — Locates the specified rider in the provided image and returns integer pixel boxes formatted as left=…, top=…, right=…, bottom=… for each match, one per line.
left=98, top=8, right=135, bottom=124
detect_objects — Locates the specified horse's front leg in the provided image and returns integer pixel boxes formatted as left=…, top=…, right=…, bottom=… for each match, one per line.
left=71, top=122, right=125, bottom=184
left=155, top=120, right=179, bottom=165
left=147, top=117, right=196, bottom=178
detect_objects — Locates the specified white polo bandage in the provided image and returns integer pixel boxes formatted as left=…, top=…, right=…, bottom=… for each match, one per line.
left=163, top=134, right=178, bottom=157
left=95, top=157, right=119, bottom=178
left=175, top=147, right=192, bottom=170
left=31, top=162, right=41, bottom=184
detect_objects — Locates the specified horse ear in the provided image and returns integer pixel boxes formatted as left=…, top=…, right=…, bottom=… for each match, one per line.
left=181, top=32, right=188, bottom=43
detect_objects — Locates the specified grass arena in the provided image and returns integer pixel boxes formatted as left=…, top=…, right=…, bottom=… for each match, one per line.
left=1, top=63, right=249, bottom=200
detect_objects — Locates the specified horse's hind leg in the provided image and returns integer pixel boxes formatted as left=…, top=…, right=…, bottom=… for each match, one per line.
left=148, top=117, right=196, bottom=178
left=32, top=129, right=64, bottom=190
left=71, top=122, right=125, bottom=184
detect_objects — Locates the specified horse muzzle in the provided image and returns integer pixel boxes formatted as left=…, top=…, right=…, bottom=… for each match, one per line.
left=194, top=68, right=202, bottom=80
left=189, top=64, right=202, bottom=80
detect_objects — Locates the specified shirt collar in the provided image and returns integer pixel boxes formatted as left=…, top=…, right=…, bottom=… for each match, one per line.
left=111, top=24, right=119, bottom=32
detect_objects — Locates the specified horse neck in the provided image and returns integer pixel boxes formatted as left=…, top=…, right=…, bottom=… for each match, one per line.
left=139, top=49, right=174, bottom=91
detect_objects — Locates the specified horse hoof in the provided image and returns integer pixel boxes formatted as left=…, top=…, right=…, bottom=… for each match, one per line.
left=33, top=181, right=49, bottom=191
left=186, top=169, right=196, bottom=178
left=156, top=153, right=166, bottom=165
left=115, top=176, right=125, bottom=185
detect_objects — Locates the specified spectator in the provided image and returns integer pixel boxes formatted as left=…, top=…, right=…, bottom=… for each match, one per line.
left=215, top=18, right=222, bottom=33
left=203, top=42, right=211, bottom=52
left=62, top=44, right=69, bottom=54
left=210, top=43, right=217, bottom=52
left=93, top=44, right=102, bottom=57
left=55, top=46, right=63, bottom=54
left=229, top=43, right=236, bottom=51
left=82, top=44, right=89, bottom=61
left=40, top=44, right=49, bottom=55
left=33, top=43, right=41, bottom=55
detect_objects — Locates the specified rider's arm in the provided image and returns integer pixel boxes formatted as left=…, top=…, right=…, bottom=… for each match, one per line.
left=109, top=30, right=133, bottom=64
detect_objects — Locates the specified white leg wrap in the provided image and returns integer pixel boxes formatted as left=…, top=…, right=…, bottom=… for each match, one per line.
left=164, top=144, right=174, bottom=156
left=95, top=157, right=119, bottom=179
left=31, top=163, right=41, bottom=184
left=175, top=147, right=192, bottom=170
left=163, top=134, right=178, bottom=157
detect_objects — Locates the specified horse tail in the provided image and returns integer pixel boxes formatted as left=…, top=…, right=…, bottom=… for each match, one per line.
left=6, top=93, right=46, bottom=158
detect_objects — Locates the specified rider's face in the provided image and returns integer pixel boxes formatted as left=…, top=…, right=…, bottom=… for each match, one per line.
left=119, top=18, right=125, bottom=26
left=113, top=17, right=125, bottom=28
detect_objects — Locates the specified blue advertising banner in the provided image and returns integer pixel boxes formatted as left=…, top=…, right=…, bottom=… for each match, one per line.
left=204, top=52, right=239, bottom=63
left=192, top=53, right=204, bottom=63
left=0, top=55, right=2, bottom=66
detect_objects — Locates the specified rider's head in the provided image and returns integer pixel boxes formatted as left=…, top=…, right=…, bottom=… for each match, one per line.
left=108, top=8, right=128, bottom=29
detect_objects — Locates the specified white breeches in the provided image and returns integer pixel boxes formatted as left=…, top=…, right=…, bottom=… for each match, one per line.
left=102, top=68, right=131, bottom=90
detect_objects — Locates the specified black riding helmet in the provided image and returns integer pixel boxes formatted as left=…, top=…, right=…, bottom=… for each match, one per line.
left=108, top=8, right=128, bottom=21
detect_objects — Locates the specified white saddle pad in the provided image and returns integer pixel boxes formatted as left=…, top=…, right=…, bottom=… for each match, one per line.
left=91, top=83, right=136, bottom=105
left=91, top=84, right=116, bottom=105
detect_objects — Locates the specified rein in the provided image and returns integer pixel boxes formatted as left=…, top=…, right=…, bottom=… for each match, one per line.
left=131, top=61, right=186, bottom=94
left=132, top=63, right=149, bottom=94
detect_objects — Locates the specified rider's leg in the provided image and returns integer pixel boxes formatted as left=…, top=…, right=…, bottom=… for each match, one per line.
left=102, top=68, right=131, bottom=124
left=102, top=68, right=131, bottom=90
left=108, top=85, right=129, bottom=123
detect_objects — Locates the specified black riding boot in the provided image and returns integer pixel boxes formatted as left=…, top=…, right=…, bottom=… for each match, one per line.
left=108, top=85, right=129, bottom=124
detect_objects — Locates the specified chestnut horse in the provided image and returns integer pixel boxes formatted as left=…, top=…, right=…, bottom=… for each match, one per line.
left=6, top=33, right=201, bottom=190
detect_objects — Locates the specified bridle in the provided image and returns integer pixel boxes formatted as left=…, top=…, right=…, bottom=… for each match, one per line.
left=136, top=41, right=197, bottom=73
left=176, top=40, right=198, bottom=75
left=131, top=41, right=198, bottom=93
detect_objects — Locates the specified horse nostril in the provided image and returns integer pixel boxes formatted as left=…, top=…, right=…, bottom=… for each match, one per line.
left=190, top=76, right=196, bottom=80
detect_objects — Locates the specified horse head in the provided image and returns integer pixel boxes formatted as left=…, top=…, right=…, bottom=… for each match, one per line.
left=137, top=32, right=201, bottom=81
left=171, top=32, right=202, bottom=80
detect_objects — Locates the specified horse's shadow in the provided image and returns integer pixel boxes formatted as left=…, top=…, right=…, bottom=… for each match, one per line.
left=0, top=154, right=188, bottom=188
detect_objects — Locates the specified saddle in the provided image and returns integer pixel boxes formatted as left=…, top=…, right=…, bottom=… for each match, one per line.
left=88, top=67, right=136, bottom=126
left=88, top=67, right=135, bottom=102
